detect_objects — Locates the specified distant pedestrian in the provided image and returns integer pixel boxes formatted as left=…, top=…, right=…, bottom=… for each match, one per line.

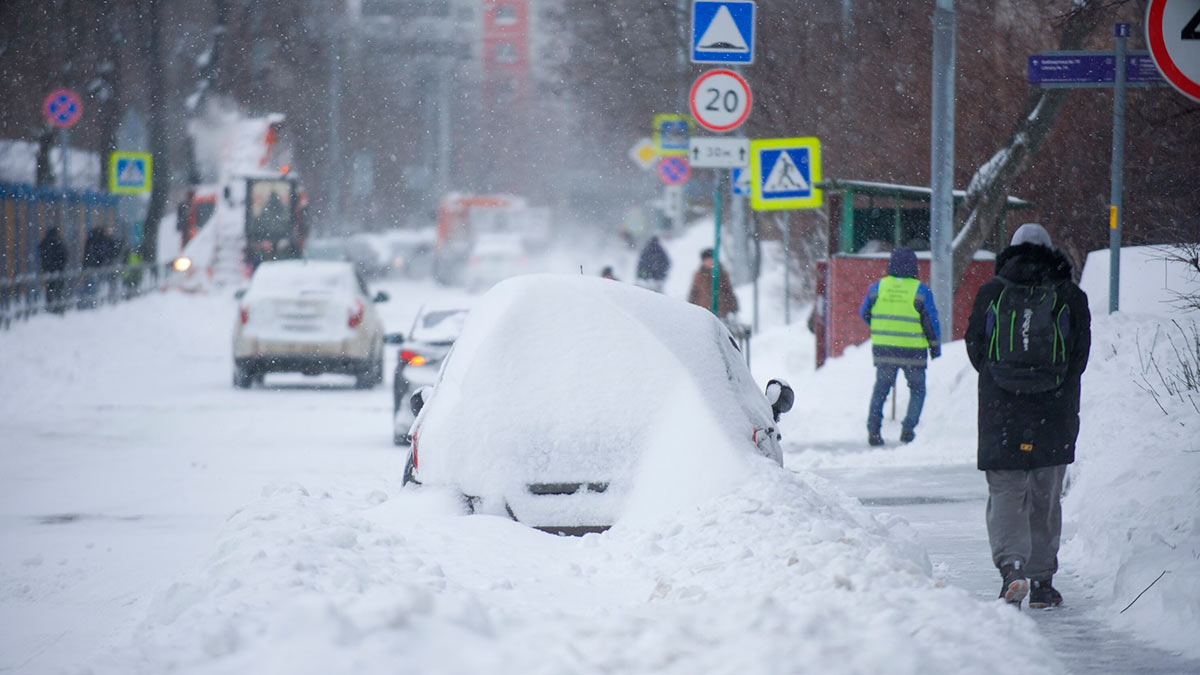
left=600, top=266, right=618, bottom=281
left=37, top=226, right=68, bottom=312
left=965, top=223, right=1091, bottom=610
left=687, top=248, right=738, bottom=318
left=859, top=247, right=941, bottom=446
left=635, top=235, right=670, bottom=292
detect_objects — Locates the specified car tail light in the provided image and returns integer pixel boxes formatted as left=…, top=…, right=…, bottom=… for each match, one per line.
left=348, top=299, right=364, bottom=328
left=518, top=256, right=528, bottom=264
left=411, top=432, right=419, bottom=468
left=400, top=350, right=427, bottom=366
left=239, top=306, right=249, bottom=324
left=468, top=256, right=480, bottom=265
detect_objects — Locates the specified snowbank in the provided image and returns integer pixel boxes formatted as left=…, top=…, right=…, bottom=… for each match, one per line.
left=748, top=239, right=1200, bottom=658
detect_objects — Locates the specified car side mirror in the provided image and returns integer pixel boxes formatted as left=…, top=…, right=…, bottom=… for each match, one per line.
left=384, top=332, right=405, bottom=345
left=410, top=385, right=433, bottom=417
left=765, top=378, right=794, bottom=422
left=373, top=291, right=389, bottom=303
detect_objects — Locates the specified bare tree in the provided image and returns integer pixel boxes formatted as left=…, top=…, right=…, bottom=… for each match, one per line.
left=950, top=0, right=1125, bottom=289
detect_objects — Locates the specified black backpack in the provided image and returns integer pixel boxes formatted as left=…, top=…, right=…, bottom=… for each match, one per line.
left=984, top=278, right=1071, bottom=394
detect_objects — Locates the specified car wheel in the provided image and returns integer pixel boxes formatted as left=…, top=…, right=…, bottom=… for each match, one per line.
left=355, top=351, right=383, bottom=389
left=233, top=366, right=253, bottom=389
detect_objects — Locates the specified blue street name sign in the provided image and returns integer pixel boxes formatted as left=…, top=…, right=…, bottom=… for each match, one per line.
left=1028, top=51, right=1167, bottom=87
left=691, top=1, right=755, bottom=64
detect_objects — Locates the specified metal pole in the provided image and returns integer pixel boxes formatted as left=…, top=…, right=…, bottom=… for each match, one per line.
left=61, top=129, right=70, bottom=193
left=779, top=213, right=791, bottom=325
left=1109, top=24, right=1128, bottom=314
left=752, top=213, right=760, bottom=333
left=711, top=172, right=723, bottom=315
left=930, top=0, right=956, bottom=343
left=327, top=23, right=343, bottom=234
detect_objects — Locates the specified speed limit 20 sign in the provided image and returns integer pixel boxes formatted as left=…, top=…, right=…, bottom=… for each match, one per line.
left=689, top=69, right=752, bottom=133
left=1146, top=0, right=1200, bottom=102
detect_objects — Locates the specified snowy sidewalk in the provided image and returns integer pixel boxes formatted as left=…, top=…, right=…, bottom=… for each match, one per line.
left=805, top=462, right=1200, bottom=675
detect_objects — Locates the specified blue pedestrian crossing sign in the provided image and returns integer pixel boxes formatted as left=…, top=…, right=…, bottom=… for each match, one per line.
left=749, top=137, right=822, bottom=211
left=109, top=151, right=153, bottom=195
left=731, top=167, right=750, bottom=196
left=692, top=1, right=755, bottom=64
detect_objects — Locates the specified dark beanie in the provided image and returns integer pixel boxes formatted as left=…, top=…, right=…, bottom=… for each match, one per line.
left=888, top=247, right=918, bottom=278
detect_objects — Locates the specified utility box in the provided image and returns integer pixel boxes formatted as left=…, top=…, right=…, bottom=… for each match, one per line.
left=812, top=179, right=1031, bottom=368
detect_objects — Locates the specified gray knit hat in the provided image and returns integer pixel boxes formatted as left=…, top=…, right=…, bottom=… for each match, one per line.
left=1011, top=223, right=1052, bottom=249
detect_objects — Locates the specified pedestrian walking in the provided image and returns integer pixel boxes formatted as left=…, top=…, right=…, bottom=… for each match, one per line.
left=37, top=226, right=68, bottom=312
left=635, top=235, right=670, bottom=292
left=859, top=247, right=941, bottom=446
left=965, top=223, right=1091, bottom=609
left=687, top=248, right=738, bottom=318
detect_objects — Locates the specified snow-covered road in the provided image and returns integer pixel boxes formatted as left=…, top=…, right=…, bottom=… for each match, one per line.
left=2, top=241, right=1197, bottom=674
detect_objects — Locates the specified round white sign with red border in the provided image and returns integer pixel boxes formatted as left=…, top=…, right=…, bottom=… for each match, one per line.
left=689, top=69, right=752, bottom=133
left=1146, top=0, right=1200, bottom=102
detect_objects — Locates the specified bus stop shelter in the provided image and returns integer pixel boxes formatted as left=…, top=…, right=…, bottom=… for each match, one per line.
left=812, top=179, right=1031, bottom=368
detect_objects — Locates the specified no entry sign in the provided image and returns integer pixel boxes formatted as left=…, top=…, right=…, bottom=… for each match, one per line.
left=1146, top=0, right=1200, bottom=102
left=689, top=69, right=752, bottom=133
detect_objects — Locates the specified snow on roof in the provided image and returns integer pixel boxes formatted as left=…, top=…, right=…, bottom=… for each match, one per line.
left=819, top=178, right=1031, bottom=208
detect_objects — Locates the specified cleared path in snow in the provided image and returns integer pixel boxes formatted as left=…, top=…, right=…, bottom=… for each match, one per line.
left=803, top=460, right=1200, bottom=675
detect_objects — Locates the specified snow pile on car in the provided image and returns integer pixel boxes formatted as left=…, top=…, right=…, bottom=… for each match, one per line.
left=413, top=274, right=778, bottom=524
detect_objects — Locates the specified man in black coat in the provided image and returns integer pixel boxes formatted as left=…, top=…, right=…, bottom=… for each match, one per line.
left=635, top=235, right=670, bottom=292
left=965, top=223, right=1091, bottom=610
left=37, top=226, right=69, bottom=312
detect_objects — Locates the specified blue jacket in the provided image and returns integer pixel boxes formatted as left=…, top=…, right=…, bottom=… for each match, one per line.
left=860, top=276, right=942, bottom=366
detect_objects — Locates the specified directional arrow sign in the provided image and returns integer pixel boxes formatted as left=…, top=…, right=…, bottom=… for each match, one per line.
left=688, top=137, right=749, bottom=168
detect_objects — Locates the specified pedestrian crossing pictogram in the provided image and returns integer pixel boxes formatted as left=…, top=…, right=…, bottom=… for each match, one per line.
left=749, top=137, right=822, bottom=211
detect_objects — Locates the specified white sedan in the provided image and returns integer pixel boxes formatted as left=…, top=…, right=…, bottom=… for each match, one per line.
left=403, top=274, right=793, bottom=535
left=232, top=260, right=388, bottom=388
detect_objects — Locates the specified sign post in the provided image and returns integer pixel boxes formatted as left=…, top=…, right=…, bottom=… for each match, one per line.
left=1028, top=29, right=1170, bottom=313
left=42, top=89, right=83, bottom=191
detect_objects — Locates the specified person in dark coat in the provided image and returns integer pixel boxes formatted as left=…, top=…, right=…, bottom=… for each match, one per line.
left=635, top=235, right=670, bottom=292
left=687, top=248, right=738, bottom=318
left=859, top=247, right=941, bottom=446
left=37, top=226, right=69, bottom=312
left=965, top=223, right=1091, bottom=610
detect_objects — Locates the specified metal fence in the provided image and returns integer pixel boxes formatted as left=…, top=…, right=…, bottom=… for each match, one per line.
left=0, top=263, right=166, bottom=329
left=0, top=182, right=165, bottom=329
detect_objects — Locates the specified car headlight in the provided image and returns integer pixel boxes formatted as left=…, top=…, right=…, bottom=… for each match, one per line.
left=172, top=257, right=192, bottom=272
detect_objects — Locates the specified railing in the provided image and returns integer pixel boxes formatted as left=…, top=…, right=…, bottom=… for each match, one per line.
left=0, top=263, right=165, bottom=330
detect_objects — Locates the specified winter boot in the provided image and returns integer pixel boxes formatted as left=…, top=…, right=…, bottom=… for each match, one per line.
left=900, top=428, right=915, bottom=443
left=999, top=561, right=1029, bottom=608
left=1028, top=579, right=1063, bottom=609
left=868, top=431, right=885, bottom=447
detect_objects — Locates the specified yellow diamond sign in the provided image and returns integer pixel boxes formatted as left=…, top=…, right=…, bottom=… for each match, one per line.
left=629, top=137, right=657, bottom=170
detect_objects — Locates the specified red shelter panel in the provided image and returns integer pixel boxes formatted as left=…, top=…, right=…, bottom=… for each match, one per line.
left=815, top=254, right=994, bottom=367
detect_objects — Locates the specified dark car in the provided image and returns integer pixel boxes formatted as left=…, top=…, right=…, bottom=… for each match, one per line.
left=391, top=301, right=473, bottom=445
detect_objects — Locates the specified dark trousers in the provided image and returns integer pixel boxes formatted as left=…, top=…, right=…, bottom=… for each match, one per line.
left=867, top=364, right=926, bottom=433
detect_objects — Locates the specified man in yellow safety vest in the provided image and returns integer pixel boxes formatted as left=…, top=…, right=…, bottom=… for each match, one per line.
left=859, top=247, right=942, bottom=446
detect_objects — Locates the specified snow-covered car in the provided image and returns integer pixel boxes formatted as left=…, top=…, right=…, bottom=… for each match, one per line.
left=402, top=274, right=794, bottom=535
left=463, top=233, right=529, bottom=292
left=232, top=260, right=388, bottom=388
left=391, top=301, right=472, bottom=445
